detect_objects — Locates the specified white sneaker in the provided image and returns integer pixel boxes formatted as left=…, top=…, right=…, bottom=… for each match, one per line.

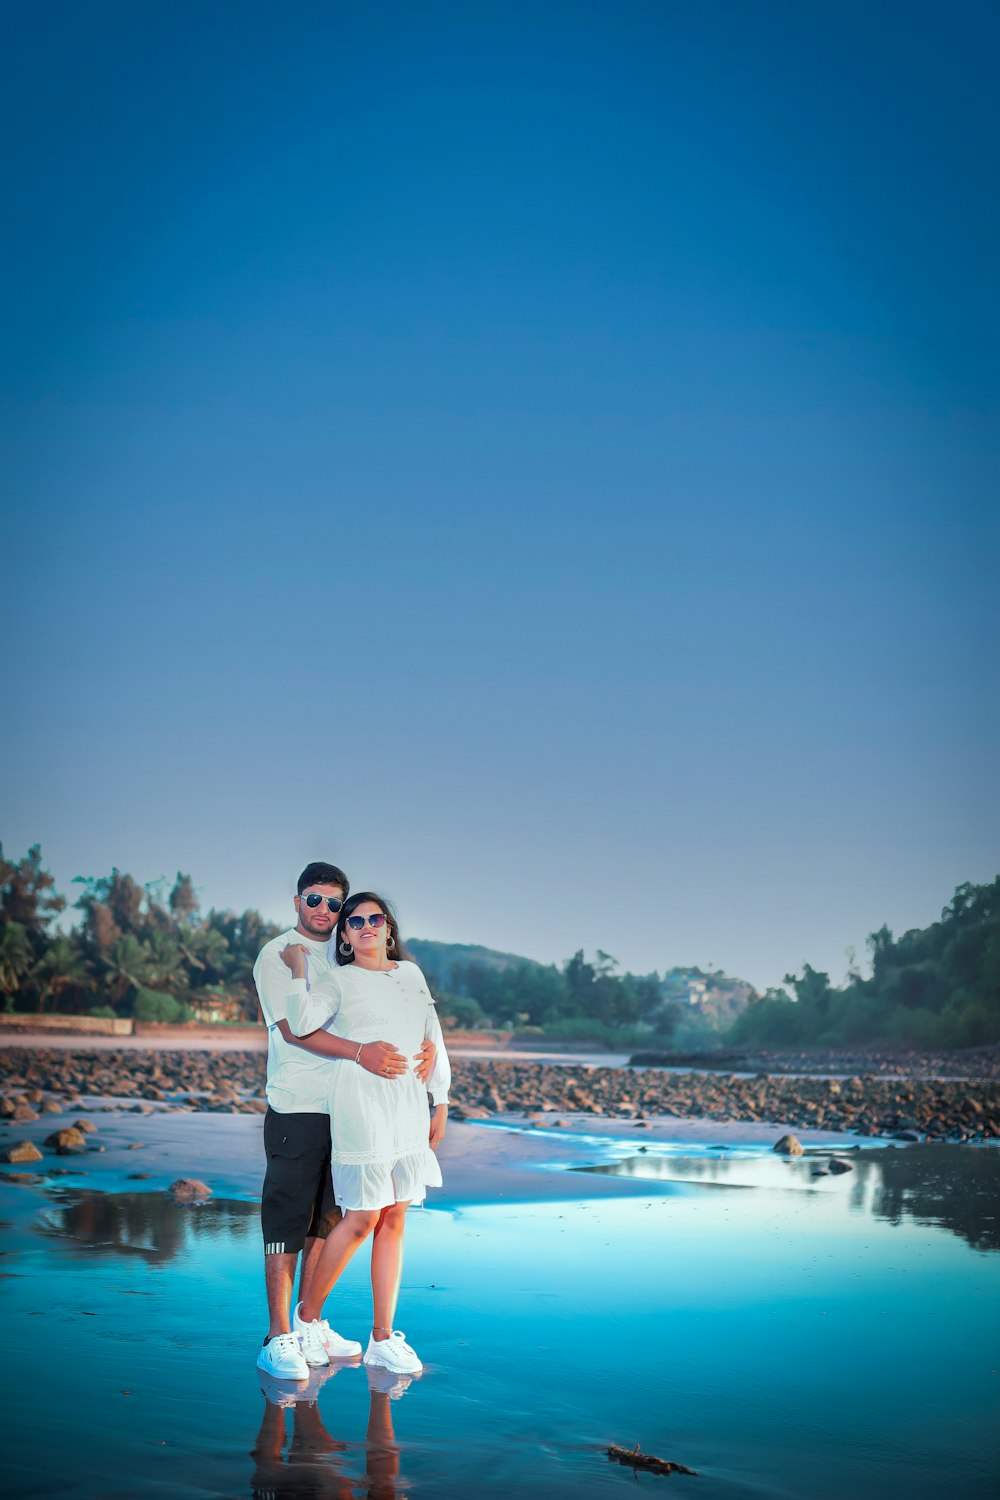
left=257, top=1332, right=309, bottom=1380
left=296, top=1316, right=330, bottom=1368
left=293, top=1302, right=361, bottom=1360
left=320, top=1319, right=362, bottom=1358
left=363, top=1330, right=422, bottom=1375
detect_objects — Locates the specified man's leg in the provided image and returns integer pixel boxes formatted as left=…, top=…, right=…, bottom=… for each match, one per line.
left=260, top=1109, right=329, bottom=1369
left=265, top=1249, right=299, bottom=1340
left=298, top=1136, right=342, bottom=1311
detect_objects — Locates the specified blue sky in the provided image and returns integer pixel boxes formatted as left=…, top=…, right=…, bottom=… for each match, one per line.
left=2, top=1, right=997, bottom=990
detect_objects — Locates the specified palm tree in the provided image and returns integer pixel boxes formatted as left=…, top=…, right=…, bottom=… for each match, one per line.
left=142, top=930, right=185, bottom=991
left=0, top=921, right=32, bottom=1006
left=30, top=937, right=95, bottom=1013
left=177, top=923, right=230, bottom=984
left=100, top=935, right=156, bottom=1009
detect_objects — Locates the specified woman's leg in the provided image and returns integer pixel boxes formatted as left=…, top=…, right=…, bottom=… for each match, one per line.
left=300, top=1208, right=379, bottom=1322
left=369, top=1201, right=410, bottom=1340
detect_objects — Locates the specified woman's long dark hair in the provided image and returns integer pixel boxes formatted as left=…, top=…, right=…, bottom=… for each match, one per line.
left=335, top=892, right=411, bottom=966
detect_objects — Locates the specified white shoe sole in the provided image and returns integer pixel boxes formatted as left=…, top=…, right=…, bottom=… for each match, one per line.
left=363, top=1349, right=422, bottom=1375
left=257, top=1354, right=309, bottom=1379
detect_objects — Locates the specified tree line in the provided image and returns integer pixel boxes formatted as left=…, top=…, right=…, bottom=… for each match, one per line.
left=0, top=843, right=695, bottom=1039
left=0, top=845, right=279, bottom=1022
left=2, top=843, right=995, bottom=1047
left=728, top=877, right=1000, bottom=1049
left=408, top=940, right=685, bottom=1044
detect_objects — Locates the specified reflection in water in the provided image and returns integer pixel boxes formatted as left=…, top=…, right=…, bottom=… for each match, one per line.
left=866, top=1143, right=1000, bottom=1253
left=577, top=1143, right=1000, bottom=1252
left=38, top=1191, right=257, bottom=1264
left=251, top=1365, right=415, bottom=1500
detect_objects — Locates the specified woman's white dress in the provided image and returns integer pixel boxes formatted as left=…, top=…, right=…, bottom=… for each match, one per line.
left=288, top=960, right=451, bottom=1211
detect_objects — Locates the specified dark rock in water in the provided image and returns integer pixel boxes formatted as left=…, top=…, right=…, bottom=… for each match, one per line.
left=2, top=1140, right=44, bottom=1164
left=168, top=1178, right=212, bottom=1204
left=128, top=1173, right=152, bottom=1180
left=72, top=1119, right=98, bottom=1134
left=12, top=1103, right=39, bottom=1123
left=811, top=1166, right=830, bottom=1177
left=893, top=1129, right=921, bottom=1142
left=773, top=1134, right=804, bottom=1156
left=827, top=1158, right=853, bottom=1175
left=607, top=1443, right=698, bottom=1477
left=44, top=1127, right=87, bottom=1154
left=41, top=1099, right=63, bottom=1113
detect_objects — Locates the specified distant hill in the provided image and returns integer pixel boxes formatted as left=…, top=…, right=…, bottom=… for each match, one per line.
left=405, top=938, right=547, bottom=990
left=405, top=937, right=754, bottom=1035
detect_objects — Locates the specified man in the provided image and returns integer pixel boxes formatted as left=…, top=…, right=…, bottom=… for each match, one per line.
left=253, top=861, right=435, bottom=1379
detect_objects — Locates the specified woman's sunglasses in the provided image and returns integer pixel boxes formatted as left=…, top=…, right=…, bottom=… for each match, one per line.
left=345, top=913, right=386, bottom=930
left=302, top=894, right=344, bottom=913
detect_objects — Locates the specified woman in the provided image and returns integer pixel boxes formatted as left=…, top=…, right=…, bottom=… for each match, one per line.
left=280, top=892, right=450, bottom=1376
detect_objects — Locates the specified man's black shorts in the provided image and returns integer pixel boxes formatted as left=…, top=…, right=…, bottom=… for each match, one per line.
left=261, top=1108, right=342, bottom=1255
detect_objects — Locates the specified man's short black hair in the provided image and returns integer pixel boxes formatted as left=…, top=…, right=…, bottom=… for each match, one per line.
left=297, top=862, right=349, bottom=897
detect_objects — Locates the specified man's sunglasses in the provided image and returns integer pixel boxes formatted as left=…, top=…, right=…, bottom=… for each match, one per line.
left=345, top=913, right=386, bottom=930
left=302, top=894, right=344, bottom=913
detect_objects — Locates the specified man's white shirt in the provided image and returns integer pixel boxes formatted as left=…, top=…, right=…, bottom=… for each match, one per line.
left=253, top=928, right=336, bottom=1113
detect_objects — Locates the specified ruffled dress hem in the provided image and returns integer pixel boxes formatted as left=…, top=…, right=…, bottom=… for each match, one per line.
left=331, top=1147, right=443, bottom=1212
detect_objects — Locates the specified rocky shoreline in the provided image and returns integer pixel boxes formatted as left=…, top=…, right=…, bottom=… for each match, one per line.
left=0, top=1046, right=998, bottom=1144
left=628, top=1044, right=1000, bottom=1081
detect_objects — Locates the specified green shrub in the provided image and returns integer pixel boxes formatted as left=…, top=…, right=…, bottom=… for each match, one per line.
left=133, top=988, right=191, bottom=1023
left=88, top=1005, right=117, bottom=1019
left=435, top=992, right=489, bottom=1029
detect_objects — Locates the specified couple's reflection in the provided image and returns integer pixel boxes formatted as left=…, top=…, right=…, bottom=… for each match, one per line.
left=251, top=1361, right=416, bottom=1500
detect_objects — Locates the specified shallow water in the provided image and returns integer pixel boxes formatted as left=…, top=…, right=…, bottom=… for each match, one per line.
left=2, top=1124, right=998, bottom=1499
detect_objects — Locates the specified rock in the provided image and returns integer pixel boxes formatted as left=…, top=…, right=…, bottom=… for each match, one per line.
left=12, top=1104, right=39, bottom=1122
left=827, top=1158, right=853, bottom=1175
left=127, top=1142, right=145, bottom=1150
left=773, top=1134, right=804, bottom=1156
left=811, top=1166, right=830, bottom=1177
left=128, top=1173, right=152, bottom=1180
left=1, top=1140, right=44, bottom=1164
left=167, top=1178, right=212, bottom=1204
left=41, top=1099, right=63, bottom=1113
left=72, top=1119, right=98, bottom=1133
left=44, top=1127, right=88, bottom=1154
